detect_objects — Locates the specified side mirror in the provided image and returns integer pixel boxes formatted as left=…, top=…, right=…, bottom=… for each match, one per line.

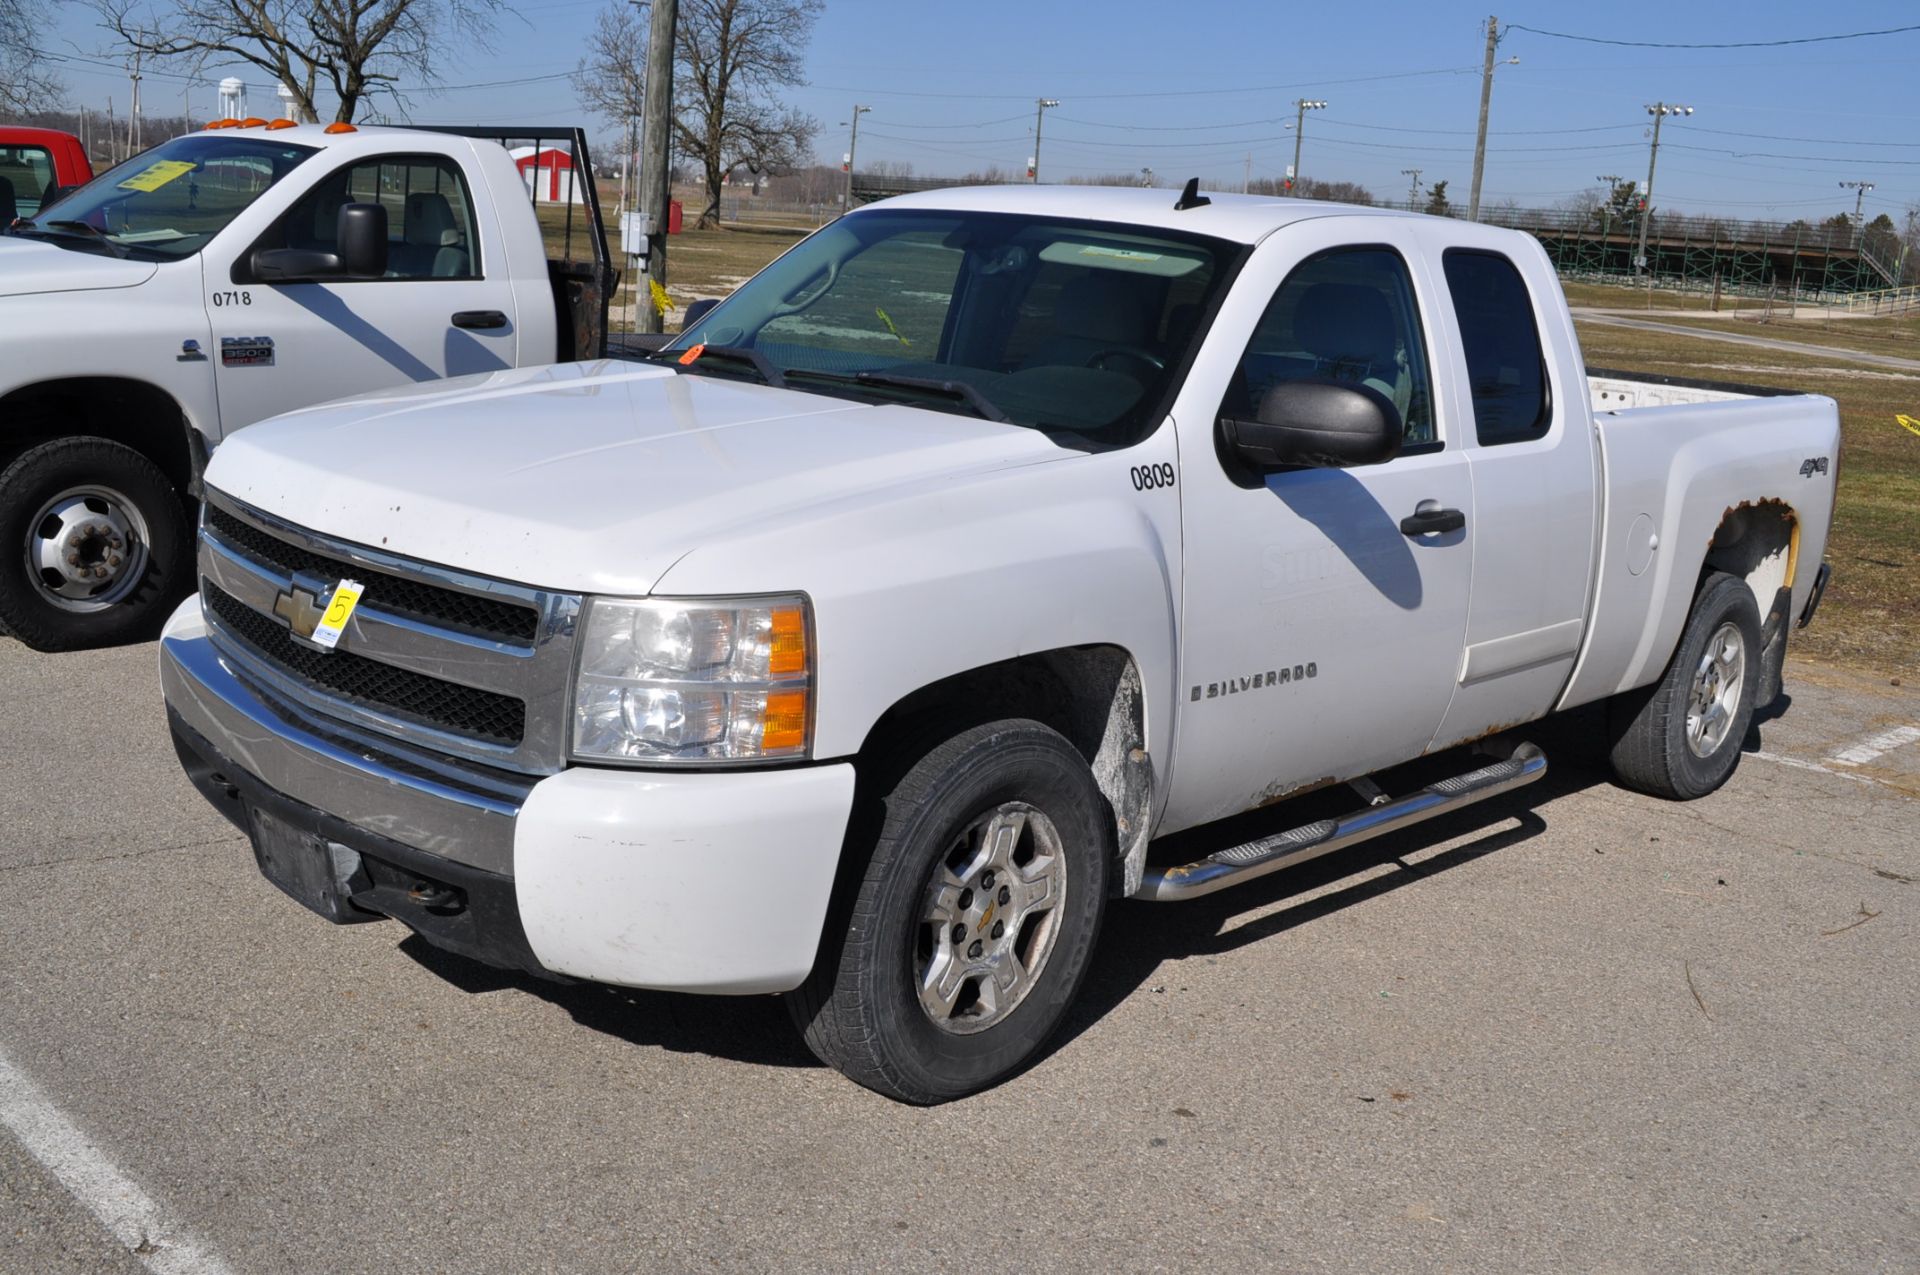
left=249, top=202, right=389, bottom=281
left=681, top=297, right=719, bottom=332
left=1222, top=379, right=1403, bottom=470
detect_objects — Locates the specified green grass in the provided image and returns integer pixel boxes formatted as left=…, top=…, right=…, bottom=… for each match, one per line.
left=1576, top=319, right=1920, bottom=677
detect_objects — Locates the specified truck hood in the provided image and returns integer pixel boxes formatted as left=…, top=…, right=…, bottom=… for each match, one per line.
left=0, top=234, right=159, bottom=297
left=206, top=360, right=1072, bottom=595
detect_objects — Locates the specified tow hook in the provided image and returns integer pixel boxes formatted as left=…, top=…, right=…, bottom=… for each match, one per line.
left=407, top=881, right=463, bottom=912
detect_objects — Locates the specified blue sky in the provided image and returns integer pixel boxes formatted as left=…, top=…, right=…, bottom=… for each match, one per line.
left=39, top=1, right=1920, bottom=222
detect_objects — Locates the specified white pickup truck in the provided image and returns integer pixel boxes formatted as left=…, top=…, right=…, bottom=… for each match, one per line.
left=158, top=184, right=1840, bottom=1103
left=0, top=122, right=614, bottom=650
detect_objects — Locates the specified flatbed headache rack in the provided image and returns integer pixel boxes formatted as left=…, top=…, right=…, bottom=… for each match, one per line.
left=416, top=125, right=618, bottom=362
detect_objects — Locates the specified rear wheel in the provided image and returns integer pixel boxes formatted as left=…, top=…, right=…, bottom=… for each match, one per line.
left=786, top=720, right=1110, bottom=1103
left=0, top=438, right=193, bottom=651
left=1608, top=571, right=1761, bottom=800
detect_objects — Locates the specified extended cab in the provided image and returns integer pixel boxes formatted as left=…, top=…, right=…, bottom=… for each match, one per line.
left=157, top=186, right=1839, bottom=1102
left=0, top=122, right=612, bottom=649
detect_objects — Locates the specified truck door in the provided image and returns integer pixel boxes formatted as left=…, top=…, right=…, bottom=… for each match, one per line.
left=204, top=151, right=520, bottom=432
left=1162, top=225, right=1475, bottom=833
left=1425, top=243, right=1598, bottom=751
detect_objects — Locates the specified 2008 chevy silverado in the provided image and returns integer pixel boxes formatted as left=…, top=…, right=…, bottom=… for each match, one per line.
left=158, top=184, right=1839, bottom=1102
left=0, top=122, right=611, bottom=649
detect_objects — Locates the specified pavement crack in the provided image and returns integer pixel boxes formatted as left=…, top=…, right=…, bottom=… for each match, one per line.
left=1, top=833, right=243, bottom=876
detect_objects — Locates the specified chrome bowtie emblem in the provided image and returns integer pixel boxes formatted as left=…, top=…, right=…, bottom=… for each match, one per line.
left=272, top=585, right=327, bottom=640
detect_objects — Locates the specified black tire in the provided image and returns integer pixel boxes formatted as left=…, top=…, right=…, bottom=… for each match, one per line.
left=785, top=720, right=1111, bottom=1104
left=0, top=437, right=194, bottom=652
left=1608, top=571, right=1762, bottom=800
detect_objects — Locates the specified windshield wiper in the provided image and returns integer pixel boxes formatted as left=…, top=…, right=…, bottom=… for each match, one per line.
left=650, top=344, right=786, bottom=387
left=29, top=220, right=129, bottom=258
left=785, top=369, right=1010, bottom=423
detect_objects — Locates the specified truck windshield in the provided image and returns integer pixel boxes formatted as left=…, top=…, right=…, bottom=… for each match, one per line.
left=14, top=134, right=317, bottom=260
left=663, top=209, right=1241, bottom=442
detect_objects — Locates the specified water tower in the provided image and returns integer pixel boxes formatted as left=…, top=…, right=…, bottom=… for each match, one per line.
left=277, top=82, right=296, bottom=121
left=218, top=77, right=246, bottom=119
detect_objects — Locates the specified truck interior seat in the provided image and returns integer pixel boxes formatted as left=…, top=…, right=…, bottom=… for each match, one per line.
left=396, top=192, right=469, bottom=278
left=0, top=176, right=17, bottom=226
left=1295, top=282, right=1412, bottom=423
left=1020, top=270, right=1156, bottom=373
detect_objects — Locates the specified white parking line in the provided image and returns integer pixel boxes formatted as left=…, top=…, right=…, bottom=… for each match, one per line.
left=0, top=1045, right=234, bottom=1275
left=1828, top=724, right=1920, bottom=768
left=1749, top=750, right=1882, bottom=786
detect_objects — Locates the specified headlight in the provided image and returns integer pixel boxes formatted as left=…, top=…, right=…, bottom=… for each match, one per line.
left=571, top=594, right=812, bottom=763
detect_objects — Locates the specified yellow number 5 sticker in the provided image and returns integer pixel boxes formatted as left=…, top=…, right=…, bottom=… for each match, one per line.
left=310, top=579, right=364, bottom=650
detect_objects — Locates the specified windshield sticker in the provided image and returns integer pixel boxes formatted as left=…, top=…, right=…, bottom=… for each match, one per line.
left=1080, top=246, right=1162, bottom=263
left=116, top=160, right=197, bottom=193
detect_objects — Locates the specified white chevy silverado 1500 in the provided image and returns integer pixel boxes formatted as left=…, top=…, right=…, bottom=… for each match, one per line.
left=0, top=122, right=613, bottom=649
left=159, top=185, right=1839, bottom=1102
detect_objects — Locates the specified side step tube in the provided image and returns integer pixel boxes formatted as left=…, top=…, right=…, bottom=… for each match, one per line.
left=1138, top=743, right=1548, bottom=902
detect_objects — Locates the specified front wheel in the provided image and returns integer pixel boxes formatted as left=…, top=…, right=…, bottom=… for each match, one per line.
left=0, top=437, right=193, bottom=651
left=1608, top=570, right=1762, bottom=800
left=786, top=720, right=1111, bottom=1104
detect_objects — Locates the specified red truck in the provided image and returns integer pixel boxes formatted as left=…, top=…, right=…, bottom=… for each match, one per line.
left=0, top=127, right=94, bottom=224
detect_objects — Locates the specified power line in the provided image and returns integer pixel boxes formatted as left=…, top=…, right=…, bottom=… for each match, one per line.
left=1503, top=21, right=1920, bottom=50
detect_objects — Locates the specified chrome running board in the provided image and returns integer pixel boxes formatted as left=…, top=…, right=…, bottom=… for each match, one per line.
left=1138, top=743, right=1548, bottom=902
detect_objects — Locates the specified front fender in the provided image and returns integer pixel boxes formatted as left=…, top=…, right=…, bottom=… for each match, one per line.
left=651, top=438, right=1185, bottom=776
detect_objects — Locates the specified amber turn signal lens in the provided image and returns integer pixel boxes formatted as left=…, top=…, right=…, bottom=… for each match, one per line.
left=768, top=606, right=807, bottom=676
left=760, top=690, right=809, bottom=753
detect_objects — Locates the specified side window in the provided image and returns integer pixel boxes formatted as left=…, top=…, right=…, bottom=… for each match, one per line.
left=1442, top=249, right=1549, bottom=445
left=0, top=144, right=54, bottom=218
left=1227, top=247, right=1437, bottom=448
left=278, top=155, right=479, bottom=280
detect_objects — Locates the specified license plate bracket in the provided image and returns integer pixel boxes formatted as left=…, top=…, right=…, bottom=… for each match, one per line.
left=246, top=805, right=380, bottom=924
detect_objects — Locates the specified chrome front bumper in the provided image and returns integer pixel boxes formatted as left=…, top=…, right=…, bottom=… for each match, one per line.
left=159, top=597, right=534, bottom=876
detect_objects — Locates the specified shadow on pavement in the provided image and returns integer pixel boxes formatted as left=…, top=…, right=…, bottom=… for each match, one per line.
left=396, top=706, right=1623, bottom=1080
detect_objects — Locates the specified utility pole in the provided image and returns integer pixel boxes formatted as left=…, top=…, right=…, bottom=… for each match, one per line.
left=1289, top=98, right=1326, bottom=194
left=128, top=54, right=143, bottom=155
left=1635, top=102, right=1693, bottom=278
left=1839, top=180, right=1874, bottom=246
left=635, top=0, right=677, bottom=335
left=1596, top=173, right=1623, bottom=248
left=1402, top=168, right=1423, bottom=211
left=842, top=104, right=870, bottom=213
left=1030, top=98, right=1058, bottom=182
left=1243, top=153, right=1251, bottom=194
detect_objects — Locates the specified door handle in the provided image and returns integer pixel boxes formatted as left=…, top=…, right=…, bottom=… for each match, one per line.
left=452, top=310, right=508, bottom=330
left=1400, top=506, right=1466, bottom=537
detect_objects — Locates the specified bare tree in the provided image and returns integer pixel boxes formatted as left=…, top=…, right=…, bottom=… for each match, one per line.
left=573, top=3, right=646, bottom=129
left=3, top=0, right=63, bottom=113
left=96, top=0, right=500, bottom=124
left=672, top=0, right=820, bottom=228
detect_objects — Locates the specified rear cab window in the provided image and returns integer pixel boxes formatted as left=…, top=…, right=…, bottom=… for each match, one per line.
left=1441, top=249, right=1551, bottom=445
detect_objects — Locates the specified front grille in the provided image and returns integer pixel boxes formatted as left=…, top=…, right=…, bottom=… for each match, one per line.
left=205, top=583, right=527, bottom=746
left=206, top=506, right=538, bottom=644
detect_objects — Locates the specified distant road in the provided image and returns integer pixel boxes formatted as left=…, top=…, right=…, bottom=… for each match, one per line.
left=1572, top=310, right=1920, bottom=372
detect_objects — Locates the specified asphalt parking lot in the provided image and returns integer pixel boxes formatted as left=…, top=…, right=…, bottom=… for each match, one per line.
left=2, top=636, right=1915, bottom=1273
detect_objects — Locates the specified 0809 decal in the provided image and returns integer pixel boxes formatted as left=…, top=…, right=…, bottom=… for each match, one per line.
left=1130, top=463, right=1176, bottom=491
